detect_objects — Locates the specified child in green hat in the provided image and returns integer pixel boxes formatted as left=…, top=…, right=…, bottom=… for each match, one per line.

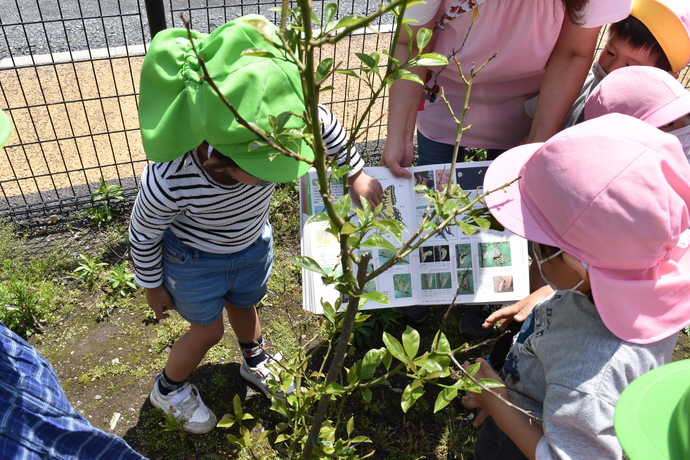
left=615, top=359, right=690, bottom=459
left=130, top=15, right=382, bottom=434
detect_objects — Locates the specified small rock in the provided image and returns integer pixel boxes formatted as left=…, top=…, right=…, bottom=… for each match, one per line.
left=109, top=412, right=121, bottom=430
left=111, top=357, right=120, bottom=364
left=49, top=215, right=58, bottom=225
left=94, top=395, right=102, bottom=400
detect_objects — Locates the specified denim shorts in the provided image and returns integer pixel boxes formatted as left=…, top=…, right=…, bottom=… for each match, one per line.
left=416, top=130, right=505, bottom=165
left=161, top=224, right=273, bottom=325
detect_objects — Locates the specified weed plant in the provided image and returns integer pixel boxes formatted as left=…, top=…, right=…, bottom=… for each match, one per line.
left=83, top=178, right=125, bottom=227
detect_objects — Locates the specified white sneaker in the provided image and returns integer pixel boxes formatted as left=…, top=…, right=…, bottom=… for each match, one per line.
left=240, top=352, right=294, bottom=398
left=149, top=378, right=217, bottom=434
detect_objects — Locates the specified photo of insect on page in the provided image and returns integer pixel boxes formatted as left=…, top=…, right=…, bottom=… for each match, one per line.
left=299, top=163, right=530, bottom=314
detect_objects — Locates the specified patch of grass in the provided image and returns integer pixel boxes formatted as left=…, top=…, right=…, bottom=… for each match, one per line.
left=0, top=221, right=26, bottom=260
left=151, top=315, right=189, bottom=353
left=269, top=181, right=301, bottom=245
left=434, top=406, right=478, bottom=459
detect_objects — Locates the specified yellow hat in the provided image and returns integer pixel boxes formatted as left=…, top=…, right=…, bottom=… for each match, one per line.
left=631, top=0, right=690, bottom=72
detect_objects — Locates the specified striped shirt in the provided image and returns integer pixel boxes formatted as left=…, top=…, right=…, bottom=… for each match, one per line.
left=130, top=105, right=362, bottom=288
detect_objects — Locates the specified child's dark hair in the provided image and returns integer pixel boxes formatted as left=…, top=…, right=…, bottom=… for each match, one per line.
left=535, top=243, right=562, bottom=260
left=608, top=16, right=673, bottom=72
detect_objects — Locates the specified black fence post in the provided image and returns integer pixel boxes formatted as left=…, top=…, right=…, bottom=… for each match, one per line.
left=144, top=0, right=167, bottom=38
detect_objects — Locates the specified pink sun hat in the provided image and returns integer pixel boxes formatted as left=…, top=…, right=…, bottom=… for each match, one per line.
left=484, top=113, right=690, bottom=344
left=584, top=66, right=690, bottom=127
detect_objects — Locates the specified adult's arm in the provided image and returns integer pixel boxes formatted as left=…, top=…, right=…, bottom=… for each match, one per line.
left=379, top=18, right=436, bottom=179
left=526, top=16, right=600, bottom=143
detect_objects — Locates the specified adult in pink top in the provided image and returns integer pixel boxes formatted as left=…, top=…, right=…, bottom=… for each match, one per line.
left=380, top=0, right=632, bottom=178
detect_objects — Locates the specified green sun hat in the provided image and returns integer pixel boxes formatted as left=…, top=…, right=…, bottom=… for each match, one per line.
left=0, top=109, right=12, bottom=148
left=614, top=359, right=690, bottom=459
left=138, top=15, right=313, bottom=183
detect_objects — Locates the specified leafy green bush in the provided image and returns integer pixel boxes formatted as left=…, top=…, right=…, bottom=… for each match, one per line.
left=0, top=278, right=54, bottom=337
left=83, top=178, right=124, bottom=227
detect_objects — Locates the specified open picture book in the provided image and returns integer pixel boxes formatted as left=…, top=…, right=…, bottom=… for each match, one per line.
left=299, top=162, right=530, bottom=314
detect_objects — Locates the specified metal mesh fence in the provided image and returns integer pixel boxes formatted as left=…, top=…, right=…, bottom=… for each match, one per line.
left=0, top=1, right=689, bottom=222
left=0, top=0, right=394, bottom=222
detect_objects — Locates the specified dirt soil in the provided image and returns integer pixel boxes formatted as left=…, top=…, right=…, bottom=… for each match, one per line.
left=19, top=206, right=690, bottom=460
left=19, top=205, right=491, bottom=459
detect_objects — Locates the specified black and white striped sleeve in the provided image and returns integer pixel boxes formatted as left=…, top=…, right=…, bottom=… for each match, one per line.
left=128, top=162, right=180, bottom=288
left=318, top=105, right=363, bottom=176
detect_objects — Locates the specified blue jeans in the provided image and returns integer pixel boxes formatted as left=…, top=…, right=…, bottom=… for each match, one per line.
left=416, top=130, right=504, bottom=165
left=161, top=224, right=273, bottom=325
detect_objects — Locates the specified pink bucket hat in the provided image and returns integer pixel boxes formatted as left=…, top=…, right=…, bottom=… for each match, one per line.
left=584, top=66, right=690, bottom=127
left=484, top=113, right=690, bottom=344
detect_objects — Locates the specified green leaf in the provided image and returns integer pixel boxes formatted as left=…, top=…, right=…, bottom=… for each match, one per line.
left=389, top=68, right=424, bottom=85
left=333, top=14, right=367, bottom=30
left=324, top=382, right=346, bottom=394
left=432, top=331, right=451, bottom=353
left=466, top=362, right=481, bottom=376
left=276, top=111, right=293, bottom=131
left=416, top=27, right=432, bottom=51
left=216, top=413, right=236, bottom=428
left=360, top=348, right=384, bottom=379
left=356, top=52, right=378, bottom=70
left=240, top=48, right=278, bottom=58
left=323, top=3, right=338, bottom=24
left=291, top=256, right=327, bottom=275
left=359, top=291, right=389, bottom=305
left=415, top=52, right=449, bottom=66
left=335, top=193, right=353, bottom=219
left=402, top=326, right=420, bottom=359
left=341, top=221, right=359, bottom=234
left=316, top=57, right=334, bottom=83
left=401, top=380, right=424, bottom=413
left=361, top=388, right=373, bottom=402
left=382, top=349, right=393, bottom=371
left=472, top=216, right=492, bottom=231
left=382, top=332, right=407, bottom=363
left=334, top=69, right=363, bottom=80
left=415, top=356, right=444, bottom=375
left=458, top=221, right=479, bottom=236
left=443, top=199, right=459, bottom=215
left=322, top=300, right=337, bottom=325
left=371, top=219, right=405, bottom=242
left=232, top=394, right=243, bottom=417
left=361, top=234, right=398, bottom=252
left=306, top=212, right=329, bottom=225
left=434, top=387, right=458, bottom=413
left=319, top=85, right=335, bottom=93
left=331, top=166, right=352, bottom=180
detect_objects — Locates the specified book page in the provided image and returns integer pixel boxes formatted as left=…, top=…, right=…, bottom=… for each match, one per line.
left=299, top=164, right=529, bottom=314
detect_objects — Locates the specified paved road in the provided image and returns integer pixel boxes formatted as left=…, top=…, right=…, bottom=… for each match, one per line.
left=0, top=0, right=394, bottom=59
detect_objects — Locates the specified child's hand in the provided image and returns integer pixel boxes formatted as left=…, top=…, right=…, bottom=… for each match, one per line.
left=348, top=170, right=383, bottom=209
left=483, top=285, right=553, bottom=330
left=145, top=285, right=175, bottom=320
left=461, top=358, right=509, bottom=427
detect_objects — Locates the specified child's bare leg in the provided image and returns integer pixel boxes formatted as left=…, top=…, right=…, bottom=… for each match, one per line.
left=164, top=315, right=225, bottom=382
left=224, top=302, right=261, bottom=343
